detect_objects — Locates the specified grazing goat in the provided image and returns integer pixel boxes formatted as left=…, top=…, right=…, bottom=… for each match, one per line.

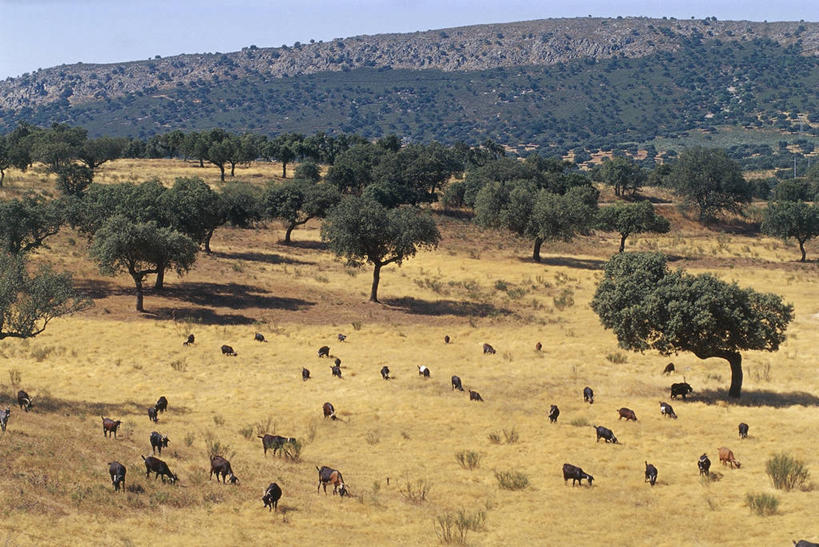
left=317, top=346, right=330, bottom=358
left=535, top=342, right=542, bottom=352
left=254, top=332, right=267, bottom=343
left=644, top=461, right=658, bottom=486
left=482, top=343, right=496, bottom=355
left=323, top=402, right=336, bottom=420
left=108, top=461, right=126, bottom=492
left=337, top=334, right=346, bottom=342
left=444, top=335, right=450, bottom=344
left=258, top=434, right=296, bottom=457
left=262, top=482, right=282, bottom=511
left=221, top=345, right=237, bottom=356
left=302, top=368, right=311, bottom=381
left=142, top=455, right=177, bottom=483
left=380, top=366, right=391, bottom=380
left=17, top=390, right=32, bottom=412
left=663, top=362, right=675, bottom=375
left=659, top=401, right=677, bottom=419
left=0, top=408, right=9, bottom=432
left=563, top=463, right=594, bottom=486
left=618, top=407, right=637, bottom=421
left=316, top=466, right=347, bottom=496
left=670, top=378, right=693, bottom=399
left=793, top=541, right=819, bottom=547
left=334, top=357, right=341, bottom=366
left=417, top=365, right=430, bottom=378
left=593, top=425, right=618, bottom=444
left=147, top=406, right=158, bottom=423
left=469, top=390, right=484, bottom=402
left=451, top=375, right=464, bottom=391
left=718, top=447, right=741, bottom=469
left=102, top=417, right=122, bottom=438
left=738, top=422, right=749, bottom=439
left=331, top=364, right=342, bottom=378
left=698, top=454, right=711, bottom=476
left=183, top=334, right=195, bottom=345
left=548, top=405, right=559, bottom=423
left=583, top=386, right=594, bottom=405
left=155, top=396, right=168, bottom=413
left=210, top=455, right=239, bottom=484
left=150, top=431, right=169, bottom=455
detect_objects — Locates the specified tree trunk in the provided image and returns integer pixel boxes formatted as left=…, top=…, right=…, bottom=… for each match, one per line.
left=619, top=233, right=627, bottom=253
left=799, top=239, right=807, bottom=262
left=154, top=262, right=166, bottom=290
left=199, top=158, right=204, bottom=168
left=726, top=352, right=743, bottom=398
left=219, top=165, right=225, bottom=182
left=230, top=162, right=236, bottom=177
left=134, top=278, right=144, bottom=312
left=532, top=237, right=543, bottom=263
left=614, top=184, right=620, bottom=197
left=0, top=168, right=5, bottom=187
left=284, top=222, right=296, bottom=244
left=282, top=163, right=287, bottom=178
left=205, top=229, right=214, bottom=254
left=370, top=262, right=382, bottom=303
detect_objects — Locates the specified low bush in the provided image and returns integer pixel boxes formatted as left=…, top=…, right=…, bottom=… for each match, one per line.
left=455, top=450, right=482, bottom=470
left=495, top=470, right=529, bottom=490
left=766, top=453, right=810, bottom=491
left=745, top=492, right=779, bottom=516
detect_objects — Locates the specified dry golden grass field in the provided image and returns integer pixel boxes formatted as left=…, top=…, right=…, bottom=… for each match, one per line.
left=1, top=160, right=818, bottom=546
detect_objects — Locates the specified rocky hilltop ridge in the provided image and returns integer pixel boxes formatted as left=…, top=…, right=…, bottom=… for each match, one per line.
left=1, top=17, right=816, bottom=112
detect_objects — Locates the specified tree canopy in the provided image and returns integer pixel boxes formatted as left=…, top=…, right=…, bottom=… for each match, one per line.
left=321, top=196, right=440, bottom=302
left=668, top=147, right=751, bottom=220
left=265, top=180, right=340, bottom=244
left=594, top=156, right=646, bottom=196
left=0, top=252, right=90, bottom=340
left=596, top=201, right=670, bottom=252
left=0, top=197, right=63, bottom=254
left=590, top=252, right=793, bottom=398
left=762, top=201, right=819, bottom=262
left=90, top=216, right=198, bottom=312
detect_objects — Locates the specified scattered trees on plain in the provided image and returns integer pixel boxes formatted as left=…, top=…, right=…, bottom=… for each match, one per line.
left=762, top=201, right=819, bottom=262
left=591, top=252, right=793, bottom=398
left=265, top=180, right=340, bottom=244
left=668, top=147, right=752, bottom=220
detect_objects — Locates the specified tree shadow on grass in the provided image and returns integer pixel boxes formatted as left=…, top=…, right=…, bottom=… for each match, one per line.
left=697, top=388, right=819, bottom=408
left=280, top=240, right=329, bottom=251
left=383, top=297, right=511, bottom=317
left=146, top=307, right=259, bottom=326
left=4, top=391, right=192, bottom=416
left=75, top=279, right=134, bottom=300
left=525, top=256, right=607, bottom=270
left=212, top=250, right=314, bottom=265
left=162, top=282, right=315, bottom=311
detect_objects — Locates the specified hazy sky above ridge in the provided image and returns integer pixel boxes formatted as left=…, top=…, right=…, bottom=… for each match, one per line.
left=1, top=0, right=816, bottom=79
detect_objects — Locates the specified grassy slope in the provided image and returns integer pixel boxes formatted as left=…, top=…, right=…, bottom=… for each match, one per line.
left=0, top=160, right=818, bottom=546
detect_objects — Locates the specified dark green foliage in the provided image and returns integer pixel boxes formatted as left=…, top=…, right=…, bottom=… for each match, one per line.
left=54, top=163, right=93, bottom=196
left=0, top=197, right=63, bottom=254
left=594, top=156, right=646, bottom=196
left=77, top=136, right=126, bottom=171
left=772, top=180, right=811, bottom=202
left=265, top=180, right=340, bottom=243
left=294, top=161, right=321, bottom=183
left=668, top=147, right=751, bottom=220
left=217, top=182, right=266, bottom=228
left=89, top=216, right=198, bottom=312
left=159, top=177, right=223, bottom=251
left=0, top=253, right=90, bottom=340
left=590, top=252, right=793, bottom=398
left=596, top=201, right=670, bottom=252
left=325, top=143, right=384, bottom=195
left=321, top=196, right=440, bottom=302
left=30, top=123, right=87, bottom=172
left=762, top=201, right=819, bottom=262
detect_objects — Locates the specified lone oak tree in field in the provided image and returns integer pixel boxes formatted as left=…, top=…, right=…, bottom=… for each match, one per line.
left=591, top=252, right=792, bottom=398
left=596, top=156, right=646, bottom=197
left=596, top=201, right=670, bottom=253
left=90, top=216, right=197, bottom=312
left=762, top=201, right=819, bottom=262
left=265, top=180, right=340, bottom=244
left=668, top=147, right=751, bottom=220
left=321, top=196, right=440, bottom=303
left=0, top=253, right=90, bottom=340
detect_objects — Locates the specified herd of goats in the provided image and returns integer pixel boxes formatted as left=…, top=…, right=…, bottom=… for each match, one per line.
left=2, top=330, right=817, bottom=546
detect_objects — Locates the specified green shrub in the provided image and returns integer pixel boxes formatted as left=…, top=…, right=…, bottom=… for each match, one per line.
left=495, top=470, right=529, bottom=490
left=283, top=438, right=303, bottom=462
left=434, top=508, right=487, bottom=544
left=605, top=352, right=628, bottom=364
left=400, top=476, right=432, bottom=503
left=238, top=425, right=254, bottom=440
left=502, top=428, right=519, bottom=444
left=745, top=492, right=779, bottom=515
left=570, top=417, right=590, bottom=427
left=766, top=453, right=810, bottom=491
left=487, top=431, right=502, bottom=444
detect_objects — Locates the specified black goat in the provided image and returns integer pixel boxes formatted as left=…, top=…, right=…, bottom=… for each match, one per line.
left=262, top=482, right=282, bottom=511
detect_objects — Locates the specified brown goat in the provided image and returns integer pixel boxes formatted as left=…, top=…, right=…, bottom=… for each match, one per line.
left=617, top=407, right=638, bottom=421
left=718, top=447, right=741, bottom=469
left=101, top=417, right=121, bottom=438
left=323, top=402, right=337, bottom=420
